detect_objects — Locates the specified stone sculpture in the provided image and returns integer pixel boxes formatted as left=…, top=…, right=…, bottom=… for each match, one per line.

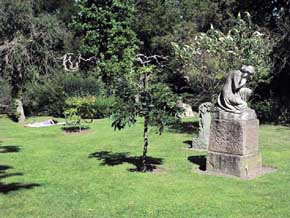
left=217, top=65, right=255, bottom=113
left=206, top=65, right=262, bottom=179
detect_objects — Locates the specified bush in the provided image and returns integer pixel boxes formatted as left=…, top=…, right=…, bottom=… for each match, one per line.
left=94, top=96, right=115, bottom=118
left=252, top=99, right=290, bottom=124
left=64, top=95, right=115, bottom=126
left=252, top=99, right=278, bottom=122
left=64, top=96, right=96, bottom=131
left=172, top=13, right=274, bottom=104
left=23, top=79, right=66, bottom=117
left=23, top=73, right=103, bottom=116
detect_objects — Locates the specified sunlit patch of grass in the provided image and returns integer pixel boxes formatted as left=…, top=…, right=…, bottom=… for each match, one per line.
left=0, top=117, right=290, bottom=218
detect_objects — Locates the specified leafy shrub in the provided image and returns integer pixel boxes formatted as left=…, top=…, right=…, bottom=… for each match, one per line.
left=64, top=96, right=97, bottom=131
left=23, top=73, right=103, bottom=116
left=252, top=99, right=278, bottom=122
left=252, top=99, right=290, bottom=124
left=64, top=95, right=115, bottom=130
left=94, top=96, right=115, bottom=118
left=172, top=13, right=274, bottom=104
left=23, top=79, right=66, bottom=117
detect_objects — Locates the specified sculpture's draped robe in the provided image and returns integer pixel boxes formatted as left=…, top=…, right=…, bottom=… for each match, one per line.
left=217, top=70, right=251, bottom=113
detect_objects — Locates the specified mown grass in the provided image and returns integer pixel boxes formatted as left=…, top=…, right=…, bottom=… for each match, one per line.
left=0, top=116, right=290, bottom=218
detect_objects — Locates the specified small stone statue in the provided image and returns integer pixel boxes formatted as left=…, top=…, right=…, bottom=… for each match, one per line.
left=217, top=65, right=255, bottom=114
left=198, top=102, right=212, bottom=146
left=191, top=102, right=212, bottom=150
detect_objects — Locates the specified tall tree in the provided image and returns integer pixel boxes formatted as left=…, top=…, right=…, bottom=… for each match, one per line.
left=0, top=0, right=72, bottom=121
left=71, top=0, right=138, bottom=90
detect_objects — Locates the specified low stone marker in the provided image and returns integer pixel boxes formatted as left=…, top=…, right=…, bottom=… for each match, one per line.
left=177, top=101, right=194, bottom=118
left=206, top=66, right=262, bottom=179
left=191, top=102, right=212, bottom=150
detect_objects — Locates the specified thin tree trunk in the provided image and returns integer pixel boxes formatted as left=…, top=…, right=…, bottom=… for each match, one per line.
left=142, top=115, right=149, bottom=171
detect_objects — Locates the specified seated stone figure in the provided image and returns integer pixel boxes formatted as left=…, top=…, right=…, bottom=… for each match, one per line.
left=217, top=65, right=255, bottom=114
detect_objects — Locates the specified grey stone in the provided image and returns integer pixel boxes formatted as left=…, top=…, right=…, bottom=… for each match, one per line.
left=217, top=65, right=255, bottom=114
left=177, top=101, right=194, bottom=118
left=207, top=152, right=262, bottom=178
left=15, top=99, right=25, bottom=123
left=191, top=102, right=212, bottom=150
left=209, top=109, right=259, bottom=156
left=206, top=108, right=262, bottom=179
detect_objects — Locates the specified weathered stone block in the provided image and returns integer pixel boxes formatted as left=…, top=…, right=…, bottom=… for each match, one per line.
left=208, top=118, right=259, bottom=155
left=206, top=109, right=262, bottom=179
left=207, top=151, right=262, bottom=178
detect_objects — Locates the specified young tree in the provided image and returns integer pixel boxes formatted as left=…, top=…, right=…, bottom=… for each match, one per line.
left=111, top=55, right=182, bottom=172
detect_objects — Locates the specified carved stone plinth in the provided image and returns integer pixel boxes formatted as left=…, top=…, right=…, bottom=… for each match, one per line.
left=206, top=109, right=262, bottom=179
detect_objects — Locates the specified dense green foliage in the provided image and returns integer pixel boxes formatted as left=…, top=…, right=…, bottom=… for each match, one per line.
left=64, top=95, right=115, bottom=129
left=64, top=96, right=96, bottom=131
left=0, top=0, right=290, bottom=123
left=71, top=0, right=138, bottom=89
left=173, top=14, right=273, bottom=105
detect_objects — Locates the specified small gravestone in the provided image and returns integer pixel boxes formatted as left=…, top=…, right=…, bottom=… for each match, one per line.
left=206, top=66, right=262, bottom=179
left=191, top=102, right=212, bottom=150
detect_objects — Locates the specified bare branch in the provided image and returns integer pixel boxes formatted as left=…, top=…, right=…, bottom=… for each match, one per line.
left=136, top=54, right=168, bottom=67
left=57, top=53, right=98, bottom=72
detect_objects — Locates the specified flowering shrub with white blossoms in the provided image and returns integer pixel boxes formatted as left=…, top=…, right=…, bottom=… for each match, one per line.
left=172, top=13, right=273, bottom=101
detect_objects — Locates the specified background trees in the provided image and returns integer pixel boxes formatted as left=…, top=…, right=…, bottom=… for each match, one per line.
left=172, top=14, right=273, bottom=108
left=0, top=0, right=289, bottom=123
left=0, top=0, right=73, bottom=120
left=71, top=0, right=138, bottom=90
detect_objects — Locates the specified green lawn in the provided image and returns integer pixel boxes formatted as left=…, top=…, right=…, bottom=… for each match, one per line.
left=0, top=116, right=290, bottom=218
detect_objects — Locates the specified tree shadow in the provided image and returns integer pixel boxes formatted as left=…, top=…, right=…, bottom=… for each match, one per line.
left=168, top=121, right=199, bottom=134
left=183, top=140, right=192, bottom=147
left=188, top=155, right=206, bottom=171
left=89, top=151, right=163, bottom=172
left=0, top=165, right=40, bottom=194
left=62, top=126, right=90, bottom=133
left=0, top=145, right=20, bottom=153
left=0, top=144, right=40, bottom=194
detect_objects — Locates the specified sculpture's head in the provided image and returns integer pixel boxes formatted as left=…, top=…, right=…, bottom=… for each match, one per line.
left=241, top=65, right=255, bottom=78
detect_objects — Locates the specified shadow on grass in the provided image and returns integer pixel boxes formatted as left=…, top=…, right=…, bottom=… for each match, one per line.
left=89, top=151, right=163, bottom=172
left=0, top=165, right=41, bottom=194
left=62, top=126, right=90, bottom=133
left=0, top=145, right=20, bottom=153
left=0, top=144, right=41, bottom=194
left=188, top=155, right=206, bottom=171
left=183, top=140, right=192, bottom=147
left=168, top=121, right=199, bottom=134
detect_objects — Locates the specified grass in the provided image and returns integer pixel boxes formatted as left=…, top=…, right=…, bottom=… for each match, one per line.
left=0, top=116, right=290, bottom=218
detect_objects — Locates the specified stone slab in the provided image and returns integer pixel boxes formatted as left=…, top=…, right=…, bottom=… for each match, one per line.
left=206, top=151, right=262, bottom=179
left=208, top=118, right=259, bottom=156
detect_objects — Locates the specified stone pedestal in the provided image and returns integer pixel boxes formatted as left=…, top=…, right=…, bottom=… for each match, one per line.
left=206, top=109, right=262, bottom=179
